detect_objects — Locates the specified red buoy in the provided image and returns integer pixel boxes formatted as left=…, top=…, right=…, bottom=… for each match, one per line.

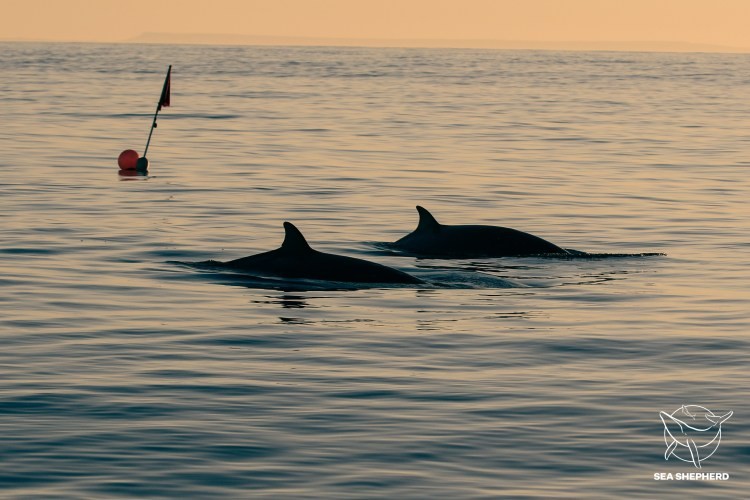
left=118, top=149, right=139, bottom=170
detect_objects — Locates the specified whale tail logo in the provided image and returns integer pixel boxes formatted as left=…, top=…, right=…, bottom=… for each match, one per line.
left=660, top=405, right=732, bottom=469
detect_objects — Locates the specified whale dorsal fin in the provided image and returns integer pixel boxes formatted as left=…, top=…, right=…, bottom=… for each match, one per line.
left=281, top=222, right=313, bottom=253
left=415, top=206, right=441, bottom=234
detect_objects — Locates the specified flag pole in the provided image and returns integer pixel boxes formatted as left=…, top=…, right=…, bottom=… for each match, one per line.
left=142, top=102, right=161, bottom=158
left=141, top=65, right=172, bottom=163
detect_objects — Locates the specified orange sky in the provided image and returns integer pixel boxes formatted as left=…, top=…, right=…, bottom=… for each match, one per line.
left=2, top=0, right=750, bottom=49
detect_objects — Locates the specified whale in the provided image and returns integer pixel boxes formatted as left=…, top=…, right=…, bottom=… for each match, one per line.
left=660, top=405, right=733, bottom=469
left=214, top=222, right=421, bottom=284
left=390, top=206, right=569, bottom=258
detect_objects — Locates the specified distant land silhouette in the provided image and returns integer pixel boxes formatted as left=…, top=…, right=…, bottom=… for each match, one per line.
left=126, top=32, right=748, bottom=53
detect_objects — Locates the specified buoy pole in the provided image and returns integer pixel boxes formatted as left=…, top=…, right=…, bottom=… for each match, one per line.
left=142, top=101, right=161, bottom=158
left=139, top=65, right=172, bottom=169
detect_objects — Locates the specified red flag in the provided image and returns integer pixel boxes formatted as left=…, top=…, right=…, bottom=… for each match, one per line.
left=158, top=65, right=171, bottom=110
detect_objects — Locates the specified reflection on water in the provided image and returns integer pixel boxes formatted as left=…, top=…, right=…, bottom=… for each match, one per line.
left=274, top=294, right=310, bottom=309
left=118, top=169, right=149, bottom=179
left=0, top=42, right=748, bottom=499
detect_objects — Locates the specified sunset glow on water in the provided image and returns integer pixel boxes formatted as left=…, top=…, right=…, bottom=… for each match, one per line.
left=1, top=42, right=748, bottom=498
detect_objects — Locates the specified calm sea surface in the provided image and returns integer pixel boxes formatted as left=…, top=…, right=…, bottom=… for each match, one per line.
left=1, top=42, right=749, bottom=498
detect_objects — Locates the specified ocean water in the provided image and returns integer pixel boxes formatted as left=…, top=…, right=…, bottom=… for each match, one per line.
left=1, top=42, right=749, bottom=498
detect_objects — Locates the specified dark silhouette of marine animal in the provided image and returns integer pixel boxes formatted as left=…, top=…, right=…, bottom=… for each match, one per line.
left=217, top=222, right=421, bottom=284
left=391, top=206, right=569, bottom=258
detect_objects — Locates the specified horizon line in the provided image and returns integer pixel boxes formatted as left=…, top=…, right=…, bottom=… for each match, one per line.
left=3, top=32, right=750, bottom=54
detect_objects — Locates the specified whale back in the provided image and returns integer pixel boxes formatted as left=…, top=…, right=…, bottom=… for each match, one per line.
left=222, top=222, right=420, bottom=284
left=394, top=206, right=568, bottom=257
